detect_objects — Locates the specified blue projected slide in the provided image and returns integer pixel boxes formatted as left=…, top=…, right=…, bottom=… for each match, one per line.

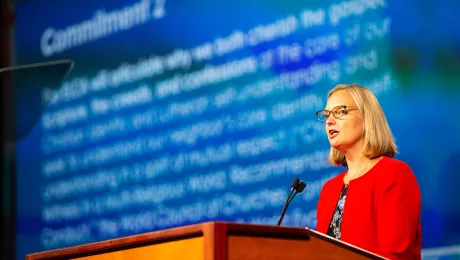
left=14, top=0, right=460, bottom=259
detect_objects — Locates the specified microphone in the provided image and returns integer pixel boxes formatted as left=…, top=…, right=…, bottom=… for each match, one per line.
left=277, top=178, right=306, bottom=226
left=288, top=182, right=306, bottom=204
left=288, top=177, right=300, bottom=200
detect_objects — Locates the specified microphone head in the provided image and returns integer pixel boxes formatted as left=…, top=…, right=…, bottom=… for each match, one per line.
left=296, top=182, right=306, bottom=193
left=291, top=177, right=300, bottom=189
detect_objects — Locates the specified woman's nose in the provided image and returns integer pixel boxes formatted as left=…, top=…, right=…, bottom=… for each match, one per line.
left=326, top=113, right=335, bottom=125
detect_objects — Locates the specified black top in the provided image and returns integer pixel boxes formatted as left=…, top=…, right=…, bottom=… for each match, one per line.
left=326, top=185, right=348, bottom=240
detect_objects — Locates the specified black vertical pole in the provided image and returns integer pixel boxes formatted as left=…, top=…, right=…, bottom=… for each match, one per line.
left=1, top=0, right=15, bottom=259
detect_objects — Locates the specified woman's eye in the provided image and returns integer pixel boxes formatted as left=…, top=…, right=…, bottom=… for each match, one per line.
left=337, top=109, right=347, bottom=116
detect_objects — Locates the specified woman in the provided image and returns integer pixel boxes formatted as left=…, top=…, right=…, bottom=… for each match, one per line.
left=315, top=84, right=422, bottom=260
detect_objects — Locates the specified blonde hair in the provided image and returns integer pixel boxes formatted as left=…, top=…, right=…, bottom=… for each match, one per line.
left=328, top=83, right=396, bottom=166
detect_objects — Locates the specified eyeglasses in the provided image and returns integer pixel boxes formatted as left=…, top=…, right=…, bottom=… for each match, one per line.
left=315, top=105, right=359, bottom=122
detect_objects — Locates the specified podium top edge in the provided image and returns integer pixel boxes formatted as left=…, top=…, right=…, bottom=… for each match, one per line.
left=25, top=221, right=310, bottom=259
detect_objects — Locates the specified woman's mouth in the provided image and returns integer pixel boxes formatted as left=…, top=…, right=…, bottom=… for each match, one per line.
left=329, top=129, right=339, bottom=139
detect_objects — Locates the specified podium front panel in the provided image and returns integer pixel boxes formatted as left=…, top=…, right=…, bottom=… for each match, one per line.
left=71, top=237, right=204, bottom=260
left=228, top=235, right=373, bottom=260
left=26, top=222, right=384, bottom=260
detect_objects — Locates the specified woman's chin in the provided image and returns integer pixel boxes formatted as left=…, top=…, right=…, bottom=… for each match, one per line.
left=330, top=142, right=345, bottom=152
left=329, top=140, right=340, bottom=148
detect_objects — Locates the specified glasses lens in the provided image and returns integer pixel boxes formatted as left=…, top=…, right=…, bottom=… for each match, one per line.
left=332, top=106, right=347, bottom=118
left=316, top=110, right=328, bottom=121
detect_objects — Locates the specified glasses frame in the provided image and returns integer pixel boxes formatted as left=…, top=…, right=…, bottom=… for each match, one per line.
left=315, top=105, right=359, bottom=122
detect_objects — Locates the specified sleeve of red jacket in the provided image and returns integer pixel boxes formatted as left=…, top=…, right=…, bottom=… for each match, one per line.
left=316, top=179, right=334, bottom=233
left=375, top=161, right=421, bottom=260
left=316, top=183, right=326, bottom=233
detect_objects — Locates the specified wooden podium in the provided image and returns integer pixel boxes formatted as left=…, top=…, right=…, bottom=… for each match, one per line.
left=26, top=222, right=386, bottom=260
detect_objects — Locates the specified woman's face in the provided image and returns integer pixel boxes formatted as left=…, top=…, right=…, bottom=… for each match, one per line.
left=324, top=90, right=364, bottom=153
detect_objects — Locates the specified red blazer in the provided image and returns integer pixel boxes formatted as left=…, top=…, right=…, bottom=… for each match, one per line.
left=316, top=157, right=422, bottom=260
